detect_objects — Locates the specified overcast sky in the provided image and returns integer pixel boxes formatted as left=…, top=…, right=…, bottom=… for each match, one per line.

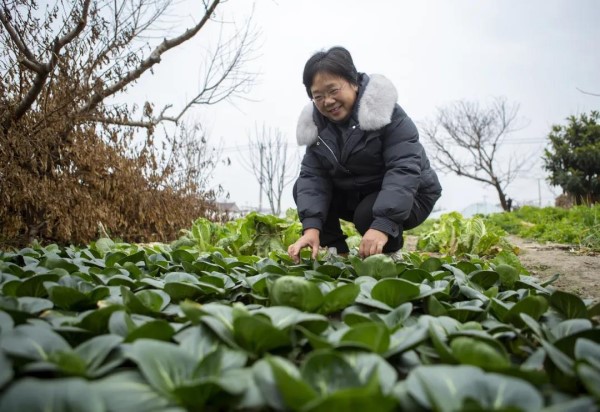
left=128, top=0, right=600, bottom=214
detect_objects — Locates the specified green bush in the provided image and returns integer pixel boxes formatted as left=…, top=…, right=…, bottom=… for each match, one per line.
left=485, top=205, right=600, bottom=251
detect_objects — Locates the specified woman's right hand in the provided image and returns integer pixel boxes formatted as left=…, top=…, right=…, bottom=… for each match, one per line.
left=287, top=228, right=320, bottom=263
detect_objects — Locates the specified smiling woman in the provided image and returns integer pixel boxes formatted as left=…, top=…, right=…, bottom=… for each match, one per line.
left=288, top=46, right=442, bottom=263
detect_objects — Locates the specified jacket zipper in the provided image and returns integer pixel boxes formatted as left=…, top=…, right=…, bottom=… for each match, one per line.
left=317, top=136, right=351, bottom=174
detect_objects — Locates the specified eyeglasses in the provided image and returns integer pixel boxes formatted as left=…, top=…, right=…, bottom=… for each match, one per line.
left=311, top=83, right=346, bottom=105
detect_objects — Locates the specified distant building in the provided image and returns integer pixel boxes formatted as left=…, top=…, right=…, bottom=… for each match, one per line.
left=215, top=202, right=243, bottom=219
left=460, top=202, right=503, bottom=217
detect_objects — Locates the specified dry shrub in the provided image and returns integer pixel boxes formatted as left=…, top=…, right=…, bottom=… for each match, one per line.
left=0, top=0, right=255, bottom=247
left=0, top=111, right=217, bottom=247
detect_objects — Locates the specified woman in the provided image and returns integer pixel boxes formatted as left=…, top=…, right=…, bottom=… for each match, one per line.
left=288, top=46, right=442, bottom=263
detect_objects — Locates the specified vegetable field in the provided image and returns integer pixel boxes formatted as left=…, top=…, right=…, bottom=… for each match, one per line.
left=0, top=212, right=599, bottom=411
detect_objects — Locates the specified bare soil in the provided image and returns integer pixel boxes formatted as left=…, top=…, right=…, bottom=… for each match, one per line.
left=405, top=235, right=600, bottom=303
left=507, top=235, right=599, bottom=303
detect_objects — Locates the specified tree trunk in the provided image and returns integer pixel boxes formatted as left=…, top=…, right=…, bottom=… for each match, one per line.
left=494, top=182, right=512, bottom=212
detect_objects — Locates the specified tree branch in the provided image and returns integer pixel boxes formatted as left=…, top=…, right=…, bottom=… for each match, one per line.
left=1, top=0, right=91, bottom=130
left=79, top=0, right=221, bottom=115
left=576, top=87, right=600, bottom=97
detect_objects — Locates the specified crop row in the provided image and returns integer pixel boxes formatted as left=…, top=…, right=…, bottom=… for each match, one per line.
left=0, top=242, right=599, bottom=411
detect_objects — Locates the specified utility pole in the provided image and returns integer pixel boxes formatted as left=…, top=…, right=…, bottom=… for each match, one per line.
left=538, top=178, right=542, bottom=207
left=258, top=143, right=264, bottom=212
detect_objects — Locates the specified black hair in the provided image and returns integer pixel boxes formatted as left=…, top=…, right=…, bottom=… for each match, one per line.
left=302, top=46, right=359, bottom=98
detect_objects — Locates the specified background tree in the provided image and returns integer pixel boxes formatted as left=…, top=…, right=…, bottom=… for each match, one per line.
left=242, top=124, right=298, bottom=216
left=421, top=97, right=529, bottom=211
left=543, top=111, right=600, bottom=205
left=0, top=0, right=257, bottom=246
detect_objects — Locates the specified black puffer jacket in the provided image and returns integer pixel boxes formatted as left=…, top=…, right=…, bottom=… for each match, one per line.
left=295, top=73, right=442, bottom=238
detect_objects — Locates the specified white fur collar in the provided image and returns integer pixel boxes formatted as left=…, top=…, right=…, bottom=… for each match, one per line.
left=296, top=74, right=398, bottom=146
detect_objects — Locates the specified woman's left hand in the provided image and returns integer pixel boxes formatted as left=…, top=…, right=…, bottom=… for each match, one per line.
left=359, top=229, right=389, bottom=258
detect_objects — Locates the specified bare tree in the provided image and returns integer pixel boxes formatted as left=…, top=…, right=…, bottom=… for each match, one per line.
left=576, top=87, right=600, bottom=97
left=242, top=124, right=298, bottom=216
left=0, top=0, right=259, bottom=244
left=160, top=121, right=230, bottom=196
left=0, top=0, right=258, bottom=134
left=421, top=97, right=529, bottom=211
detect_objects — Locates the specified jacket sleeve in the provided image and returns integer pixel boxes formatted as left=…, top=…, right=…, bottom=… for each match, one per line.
left=296, top=147, right=333, bottom=232
left=370, top=106, right=423, bottom=237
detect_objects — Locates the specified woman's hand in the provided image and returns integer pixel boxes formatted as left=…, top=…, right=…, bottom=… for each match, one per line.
left=288, top=228, right=320, bottom=263
left=359, top=229, right=388, bottom=258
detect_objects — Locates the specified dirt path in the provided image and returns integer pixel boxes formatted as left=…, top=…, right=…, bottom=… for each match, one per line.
left=405, top=235, right=600, bottom=303
left=507, top=235, right=599, bottom=302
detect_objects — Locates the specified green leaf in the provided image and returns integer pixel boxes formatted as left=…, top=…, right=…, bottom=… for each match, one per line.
left=371, top=278, right=420, bottom=307
left=577, top=363, right=600, bottom=398
left=94, top=370, right=182, bottom=412
left=315, top=264, right=343, bottom=277
left=74, top=334, right=123, bottom=377
left=40, top=255, right=80, bottom=273
left=551, top=319, right=593, bottom=341
left=47, top=284, right=109, bottom=311
left=468, top=270, right=499, bottom=289
left=121, top=286, right=170, bottom=315
left=0, top=378, right=104, bottom=412
left=93, top=238, right=115, bottom=257
left=350, top=255, right=397, bottom=279
left=319, top=283, right=360, bottom=315
left=16, top=273, right=59, bottom=297
left=588, top=301, right=600, bottom=318
left=400, top=268, right=433, bottom=283
left=0, top=310, right=14, bottom=334
left=446, top=307, right=485, bottom=323
left=428, top=321, right=456, bottom=363
left=251, top=358, right=286, bottom=410
left=170, top=249, right=196, bottom=264
left=504, top=295, right=548, bottom=327
left=117, top=250, right=146, bottom=266
left=270, top=276, right=324, bottom=312
left=77, top=304, right=123, bottom=335
left=269, top=356, right=318, bottom=410
left=494, top=263, right=519, bottom=288
left=108, top=311, right=175, bottom=343
left=427, top=295, right=448, bottom=316
left=380, top=302, right=413, bottom=330
left=0, top=324, right=71, bottom=360
left=254, top=306, right=329, bottom=334
left=342, top=354, right=393, bottom=391
left=541, top=340, right=575, bottom=376
left=126, top=339, right=197, bottom=397
left=419, top=257, right=443, bottom=272
left=301, top=350, right=361, bottom=395
left=233, top=315, right=291, bottom=354
left=541, top=397, right=599, bottom=412
left=0, top=350, right=13, bottom=389
left=450, top=336, right=510, bottom=370
left=1, top=296, right=54, bottom=319
left=48, top=350, right=88, bottom=376
left=303, top=370, right=396, bottom=412
left=519, top=313, right=544, bottom=338
left=490, top=298, right=510, bottom=320
left=175, top=324, right=221, bottom=359
left=354, top=296, right=393, bottom=312
left=549, top=290, right=588, bottom=319
left=164, top=282, right=216, bottom=302
left=406, top=365, right=543, bottom=412
left=340, top=322, right=390, bottom=353
left=386, top=323, right=429, bottom=357
left=575, top=338, right=600, bottom=370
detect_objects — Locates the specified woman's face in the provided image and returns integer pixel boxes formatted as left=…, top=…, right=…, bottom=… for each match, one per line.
left=310, top=71, right=358, bottom=123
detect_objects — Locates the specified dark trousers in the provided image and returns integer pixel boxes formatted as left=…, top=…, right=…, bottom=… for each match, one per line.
left=293, top=184, right=439, bottom=253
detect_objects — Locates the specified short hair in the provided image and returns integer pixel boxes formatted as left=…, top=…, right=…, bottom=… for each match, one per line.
left=302, top=46, right=359, bottom=98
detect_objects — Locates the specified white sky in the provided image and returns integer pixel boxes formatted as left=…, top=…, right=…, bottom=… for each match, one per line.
left=126, top=0, right=600, bottom=214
